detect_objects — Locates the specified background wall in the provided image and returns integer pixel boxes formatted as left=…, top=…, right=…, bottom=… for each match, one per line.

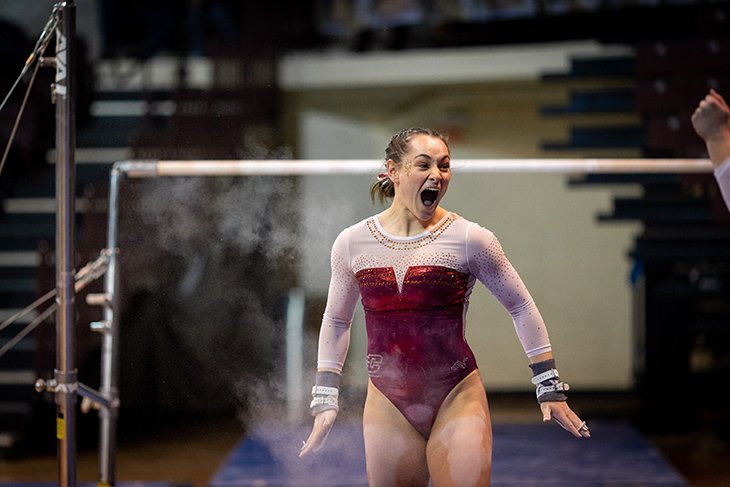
left=286, top=55, right=643, bottom=390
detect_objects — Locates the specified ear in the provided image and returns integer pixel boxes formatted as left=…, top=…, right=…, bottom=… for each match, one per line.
left=386, top=159, right=399, bottom=183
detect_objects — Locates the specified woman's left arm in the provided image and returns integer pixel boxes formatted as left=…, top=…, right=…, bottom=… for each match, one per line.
left=467, top=225, right=590, bottom=438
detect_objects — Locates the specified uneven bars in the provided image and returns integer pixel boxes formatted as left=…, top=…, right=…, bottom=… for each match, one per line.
left=115, top=159, right=714, bottom=178
left=99, top=155, right=717, bottom=484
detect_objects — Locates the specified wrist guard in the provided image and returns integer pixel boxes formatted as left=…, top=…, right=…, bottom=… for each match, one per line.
left=529, top=359, right=569, bottom=403
left=310, top=371, right=341, bottom=416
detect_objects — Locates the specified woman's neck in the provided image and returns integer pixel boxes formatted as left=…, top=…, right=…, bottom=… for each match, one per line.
left=378, top=204, right=448, bottom=237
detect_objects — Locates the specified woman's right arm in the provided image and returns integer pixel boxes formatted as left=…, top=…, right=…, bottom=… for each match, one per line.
left=300, top=229, right=361, bottom=457
left=316, top=230, right=361, bottom=373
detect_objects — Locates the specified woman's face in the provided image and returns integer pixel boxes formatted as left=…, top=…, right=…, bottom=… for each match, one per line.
left=388, top=134, right=451, bottom=221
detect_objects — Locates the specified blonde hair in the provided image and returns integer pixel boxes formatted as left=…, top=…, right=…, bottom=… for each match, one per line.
left=369, top=127, right=449, bottom=205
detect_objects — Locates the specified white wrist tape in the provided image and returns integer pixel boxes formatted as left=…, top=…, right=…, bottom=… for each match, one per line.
left=312, top=385, right=339, bottom=397
left=536, top=381, right=570, bottom=398
left=310, top=375, right=340, bottom=416
left=529, top=359, right=569, bottom=403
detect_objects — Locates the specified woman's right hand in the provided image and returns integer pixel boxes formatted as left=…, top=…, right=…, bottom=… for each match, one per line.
left=299, top=409, right=338, bottom=458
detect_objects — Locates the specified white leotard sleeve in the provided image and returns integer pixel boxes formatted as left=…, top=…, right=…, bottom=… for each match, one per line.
left=466, top=223, right=552, bottom=358
left=715, top=157, right=730, bottom=212
left=316, top=228, right=360, bottom=372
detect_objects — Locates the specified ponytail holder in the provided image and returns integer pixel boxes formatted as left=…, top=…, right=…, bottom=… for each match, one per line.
left=377, top=172, right=390, bottom=185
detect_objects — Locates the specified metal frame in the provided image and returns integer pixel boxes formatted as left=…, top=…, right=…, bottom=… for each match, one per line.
left=94, top=157, right=714, bottom=484
left=53, top=3, right=77, bottom=486
left=36, top=4, right=715, bottom=485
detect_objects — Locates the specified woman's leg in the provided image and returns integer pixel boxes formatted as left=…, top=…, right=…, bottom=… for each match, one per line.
left=363, top=380, right=430, bottom=487
left=426, top=370, right=492, bottom=487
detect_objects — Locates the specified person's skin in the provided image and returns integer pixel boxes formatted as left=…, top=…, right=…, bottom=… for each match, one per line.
left=378, top=133, right=452, bottom=235
left=364, top=370, right=489, bottom=486
left=300, top=135, right=589, bottom=485
left=691, top=89, right=730, bottom=168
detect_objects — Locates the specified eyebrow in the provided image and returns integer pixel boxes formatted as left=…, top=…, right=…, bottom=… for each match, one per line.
left=414, top=153, right=450, bottom=161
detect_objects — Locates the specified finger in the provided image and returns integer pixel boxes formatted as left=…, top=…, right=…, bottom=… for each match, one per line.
left=709, top=89, right=729, bottom=110
left=719, top=95, right=730, bottom=112
left=558, top=413, right=591, bottom=438
left=705, top=95, right=729, bottom=114
left=299, top=432, right=318, bottom=458
left=302, top=427, right=328, bottom=454
left=299, top=434, right=326, bottom=457
left=299, top=426, right=326, bottom=457
left=578, top=420, right=591, bottom=438
left=299, top=414, right=336, bottom=458
left=550, top=407, right=583, bottom=438
left=540, top=402, right=551, bottom=422
left=298, top=439, right=309, bottom=457
left=570, top=418, right=591, bottom=438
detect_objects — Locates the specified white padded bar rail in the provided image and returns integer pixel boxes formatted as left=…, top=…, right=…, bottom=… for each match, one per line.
left=116, top=159, right=714, bottom=178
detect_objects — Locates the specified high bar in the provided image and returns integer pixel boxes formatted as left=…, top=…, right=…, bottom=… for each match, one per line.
left=114, top=159, right=714, bottom=178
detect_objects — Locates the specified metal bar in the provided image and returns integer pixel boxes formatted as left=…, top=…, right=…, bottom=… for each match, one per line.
left=285, top=288, right=305, bottom=423
left=98, top=153, right=716, bottom=481
left=112, top=158, right=714, bottom=178
left=98, top=166, right=122, bottom=486
left=78, top=382, right=113, bottom=411
left=54, top=2, right=77, bottom=487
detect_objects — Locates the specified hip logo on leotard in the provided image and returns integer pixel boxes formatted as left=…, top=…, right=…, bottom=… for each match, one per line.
left=367, top=354, right=384, bottom=376
left=450, top=357, right=470, bottom=371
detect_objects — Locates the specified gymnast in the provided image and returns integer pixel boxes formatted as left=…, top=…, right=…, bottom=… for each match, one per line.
left=299, top=127, right=589, bottom=486
left=692, top=89, right=730, bottom=211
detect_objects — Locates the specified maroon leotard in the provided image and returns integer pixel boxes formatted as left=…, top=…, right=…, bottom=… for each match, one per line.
left=317, top=212, right=551, bottom=438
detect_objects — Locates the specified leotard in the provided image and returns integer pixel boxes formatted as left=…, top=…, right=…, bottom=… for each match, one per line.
left=317, top=212, right=552, bottom=437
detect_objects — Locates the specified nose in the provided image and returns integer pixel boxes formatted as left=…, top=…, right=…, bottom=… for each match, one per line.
left=428, top=166, right=441, bottom=181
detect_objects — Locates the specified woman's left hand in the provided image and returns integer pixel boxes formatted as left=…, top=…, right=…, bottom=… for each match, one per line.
left=540, top=401, right=591, bottom=438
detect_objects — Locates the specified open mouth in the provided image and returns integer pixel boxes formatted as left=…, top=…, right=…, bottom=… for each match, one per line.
left=420, top=187, right=439, bottom=207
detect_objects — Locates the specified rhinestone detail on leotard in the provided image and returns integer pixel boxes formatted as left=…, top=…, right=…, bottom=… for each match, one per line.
left=366, top=214, right=455, bottom=250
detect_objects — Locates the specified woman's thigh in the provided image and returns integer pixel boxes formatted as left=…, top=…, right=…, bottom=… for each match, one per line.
left=363, top=380, right=430, bottom=487
left=426, top=370, right=492, bottom=487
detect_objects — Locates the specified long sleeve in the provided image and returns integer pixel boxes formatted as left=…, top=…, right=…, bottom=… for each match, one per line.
left=316, top=228, right=361, bottom=372
left=466, top=223, right=552, bottom=358
left=715, top=157, right=730, bottom=212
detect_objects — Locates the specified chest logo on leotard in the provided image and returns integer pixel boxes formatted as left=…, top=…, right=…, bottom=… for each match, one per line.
left=450, top=357, right=470, bottom=372
left=367, top=354, right=384, bottom=376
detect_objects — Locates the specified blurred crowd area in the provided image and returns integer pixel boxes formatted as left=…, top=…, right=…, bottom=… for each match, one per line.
left=2, top=0, right=725, bottom=65
left=314, top=0, right=721, bottom=45
left=317, top=0, right=713, bottom=28
left=96, top=0, right=241, bottom=58
left=0, top=0, right=243, bottom=61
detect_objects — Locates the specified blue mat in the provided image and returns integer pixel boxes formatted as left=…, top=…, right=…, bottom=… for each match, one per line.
left=0, top=484, right=190, bottom=487
left=209, top=421, right=688, bottom=486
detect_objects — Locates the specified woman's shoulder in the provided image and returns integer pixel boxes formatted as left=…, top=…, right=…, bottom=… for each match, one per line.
left=447, top=212, right=495, bottom=240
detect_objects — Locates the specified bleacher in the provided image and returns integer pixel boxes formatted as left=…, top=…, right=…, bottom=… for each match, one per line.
left=0, top=0, right=294, bottom=454
left=542, top=6, right=730, bottom=430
